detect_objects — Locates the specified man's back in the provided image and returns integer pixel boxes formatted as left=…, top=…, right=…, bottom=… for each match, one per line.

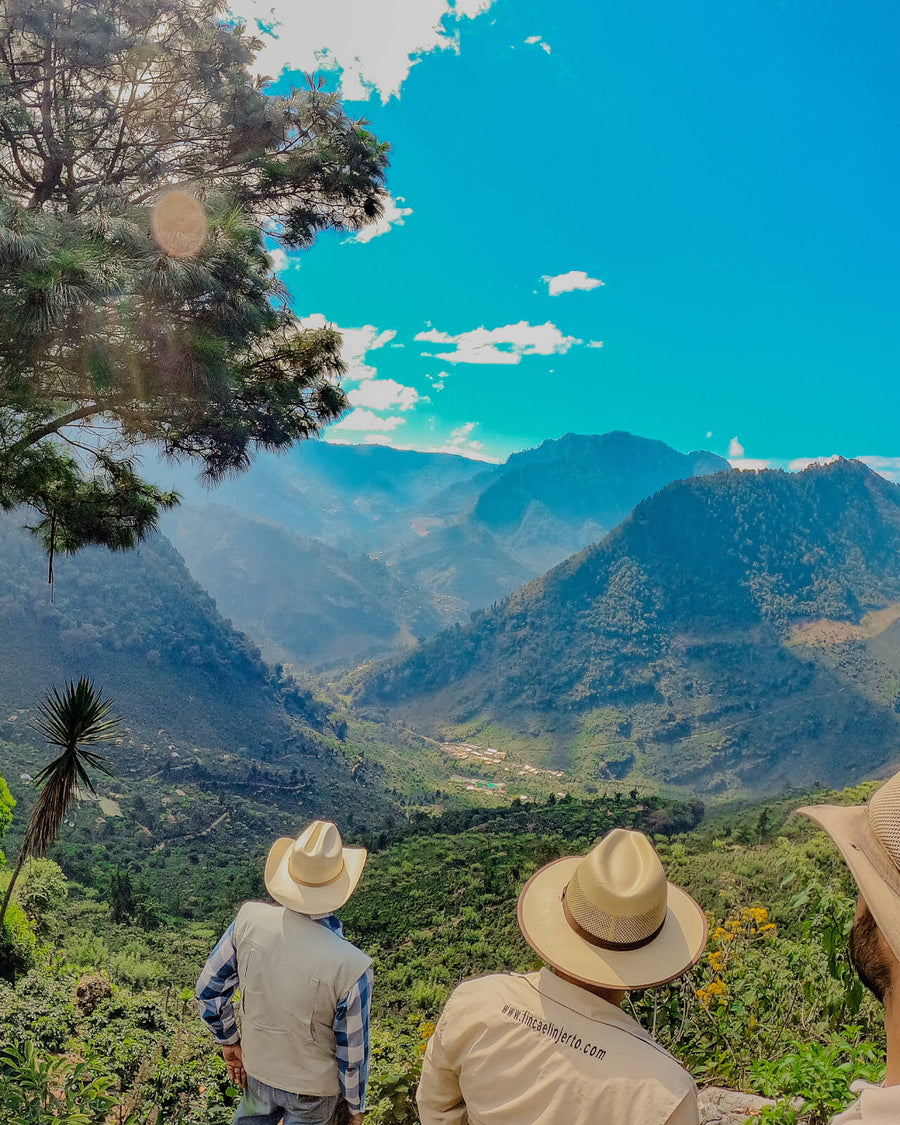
left=417, top=969, right=697, bottom=1125
left=234, top=901, right=371, bottom=1094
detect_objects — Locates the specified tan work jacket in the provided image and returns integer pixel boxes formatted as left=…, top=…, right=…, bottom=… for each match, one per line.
left=832, top=1081, right=900, bottom=1123
left=417, top=969, right=698, bottom=1125
left=234, top=901, right=371, bottom=1095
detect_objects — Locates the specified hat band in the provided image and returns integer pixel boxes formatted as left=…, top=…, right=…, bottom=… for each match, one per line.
left=561, top=888, right=666, bottom=952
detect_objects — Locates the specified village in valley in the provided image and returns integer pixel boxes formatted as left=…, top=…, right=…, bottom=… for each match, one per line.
left=439, top=740, right=567, bottom=801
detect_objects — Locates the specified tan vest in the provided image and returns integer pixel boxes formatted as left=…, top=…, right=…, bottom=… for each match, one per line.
left=234, top=901, right=372, bottom=1095
left=417, top=969, right=698, bottom=1125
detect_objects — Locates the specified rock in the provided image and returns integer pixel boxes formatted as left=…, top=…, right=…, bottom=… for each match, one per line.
left=700, top=1086, right=775, bottom=1123
left=74, top=973, right=112, bottom=1016
left=699, top=1087, right=809, bottom=1124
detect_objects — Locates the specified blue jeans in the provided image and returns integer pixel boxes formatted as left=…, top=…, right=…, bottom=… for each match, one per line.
left=233, top=1076, right=340, bottom=1125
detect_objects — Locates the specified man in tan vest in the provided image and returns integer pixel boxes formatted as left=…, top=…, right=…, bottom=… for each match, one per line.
left=417, top=828, right=707, bottom=1125
left=196, top=821, right=373, bottom=1125
left=798, top=770, right=900, bottom=1123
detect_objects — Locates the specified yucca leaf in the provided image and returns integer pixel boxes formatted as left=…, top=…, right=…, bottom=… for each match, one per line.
left=23, top=679, right=120, bottom=859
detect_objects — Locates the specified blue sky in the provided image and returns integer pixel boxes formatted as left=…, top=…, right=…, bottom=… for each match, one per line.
left=234, top=0, right=900, bottom=472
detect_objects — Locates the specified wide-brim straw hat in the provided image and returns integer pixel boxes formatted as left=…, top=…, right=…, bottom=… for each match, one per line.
left=798, top=770, right=900, bottom=965
left=518, top=828, right=708, bottom=990
left=265, top=820, right=367, bottom=915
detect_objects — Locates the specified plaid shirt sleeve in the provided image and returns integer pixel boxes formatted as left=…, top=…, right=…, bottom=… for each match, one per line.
left=195, top=920, right=241, bottom=1045
left=334, top=965, right=374, bottom=1113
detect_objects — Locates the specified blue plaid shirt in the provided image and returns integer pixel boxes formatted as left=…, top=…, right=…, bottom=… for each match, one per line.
left=196, top=913, right=373, bottom=1112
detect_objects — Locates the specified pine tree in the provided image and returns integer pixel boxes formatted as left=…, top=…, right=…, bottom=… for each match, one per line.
left=0, top=0, right=389, bottom=562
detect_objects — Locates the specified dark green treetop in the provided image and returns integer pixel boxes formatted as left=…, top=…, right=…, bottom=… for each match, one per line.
left=0, top=0, right=389, bottom=561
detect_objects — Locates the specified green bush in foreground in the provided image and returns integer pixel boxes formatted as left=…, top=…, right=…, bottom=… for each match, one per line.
left=0, top=791, right=889, bottom=1122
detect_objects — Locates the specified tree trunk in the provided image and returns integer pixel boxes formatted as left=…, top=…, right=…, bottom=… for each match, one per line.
left=0, top=848, right=27, bottom=933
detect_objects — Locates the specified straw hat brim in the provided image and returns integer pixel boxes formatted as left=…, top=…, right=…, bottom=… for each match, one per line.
left=517, top=857, right=708, bottom=990
left=797, top=803, right=900, bottom=965
left=265, top=838, right=367, bottom=914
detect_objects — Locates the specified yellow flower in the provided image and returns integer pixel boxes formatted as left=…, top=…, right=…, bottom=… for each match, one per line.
left=697, top=977, right=728, bottom=1010
left=707, top=951, right=725, bottom=972
left=746, top=907, right=769, bottom=926
left=759, top=922, right=777, bottom=934
left=419, top=1021, right=436, bottom=1041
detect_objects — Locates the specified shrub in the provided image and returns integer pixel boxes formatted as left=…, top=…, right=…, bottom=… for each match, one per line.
left=0, top=900, right=37, bottom=981
left=16, top=860, right=68, bottom=933
left=0, top=1041, right=116, bottom=1124
left=751, top=1032, right=885, bottom=1125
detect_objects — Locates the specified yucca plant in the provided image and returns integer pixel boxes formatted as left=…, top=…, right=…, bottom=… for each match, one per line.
left=0, top=679, right=120, bottom=932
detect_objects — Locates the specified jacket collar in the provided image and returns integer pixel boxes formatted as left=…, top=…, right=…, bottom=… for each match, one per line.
left=533, top=968, right=651, bottom=1036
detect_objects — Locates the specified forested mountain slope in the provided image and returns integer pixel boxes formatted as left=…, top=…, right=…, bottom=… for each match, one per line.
left=164, top=505, right=450, bottom=668
left=160, top=434, right=729, bottom=667
left=358, top=460, right=900, bottom=794
left=469, top=431, right=730, bottom=573
left=0, top=515, right=395, bottom=842
left=386, top=432, right=730, bottom=608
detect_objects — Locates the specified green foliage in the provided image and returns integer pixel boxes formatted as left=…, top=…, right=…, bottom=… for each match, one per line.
left=0, top=772, right=14, bottom=855
left=0, top=0, right=389, bottom=558
left=0, top=898, right=36, bottom=980
left=21, top=679, right=119, bottom=859
left=0, top=679, right=120, bottom=936
left=751, top=1033, right=885, bottom=1124
left=0, top=785, right=888, bottom=1121
left=0, top=967, right=78, bottom=1050
left=16, top=860, right=67, bottom=932
left=0, top=1041, right=116, bottom=1124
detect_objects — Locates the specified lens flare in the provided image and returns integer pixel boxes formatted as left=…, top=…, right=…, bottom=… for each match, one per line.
left=152, top=190, right=207, bottom=258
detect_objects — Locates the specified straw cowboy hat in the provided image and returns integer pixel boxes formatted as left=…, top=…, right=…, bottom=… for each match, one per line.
left=799, top=770, right=900, bottom=965
left=517, top=828, right=708, bottom=990
left=265, top=820, right=367, bottom=915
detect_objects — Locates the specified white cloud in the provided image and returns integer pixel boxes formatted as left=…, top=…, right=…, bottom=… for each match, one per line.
left=727, top=437, right=772, bottom=470
left=446, top=421, right=482, bottom=451
left=269, top=247, right=289, bottom=273
left=587, top=340, right=604, bottom=349
left=349, top=378, right=420, bottom=411
left=416, top=320, right=580, bottom=365
left=730, top=459, right=774, bottom=471
left=788, top=455, right=841, bottom=472
left=706, top=430, right=713, bottom=438
left=347, top=193, right=413, bottom=244
left=386, top=421, right=494, bottom=460
left=334, top=431, right=499, bottom=461
left=330, top=408, right=406, bottom=433
left=543, top=270, right=604, bottom=296
left=228, top=0, right=498, bottom=102
left=425, top=371, right=448, bottom=392
left=524, top=34, right=551, bottom=53
left=727, top=437, right=745, bottom=459
left=856, top=456, right=900, bottom=482
left=299, top=315, right=396, bottom=383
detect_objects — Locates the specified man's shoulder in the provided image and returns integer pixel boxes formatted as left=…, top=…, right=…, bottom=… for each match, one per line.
left=235, top=899, right=280, bottom=928
left=445, top=971, right=540, bottom=1012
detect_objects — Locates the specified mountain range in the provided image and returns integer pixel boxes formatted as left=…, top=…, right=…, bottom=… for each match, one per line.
left=156, top=432, right=730, bottom=667
left=358, top=459, right=900, bottom=795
